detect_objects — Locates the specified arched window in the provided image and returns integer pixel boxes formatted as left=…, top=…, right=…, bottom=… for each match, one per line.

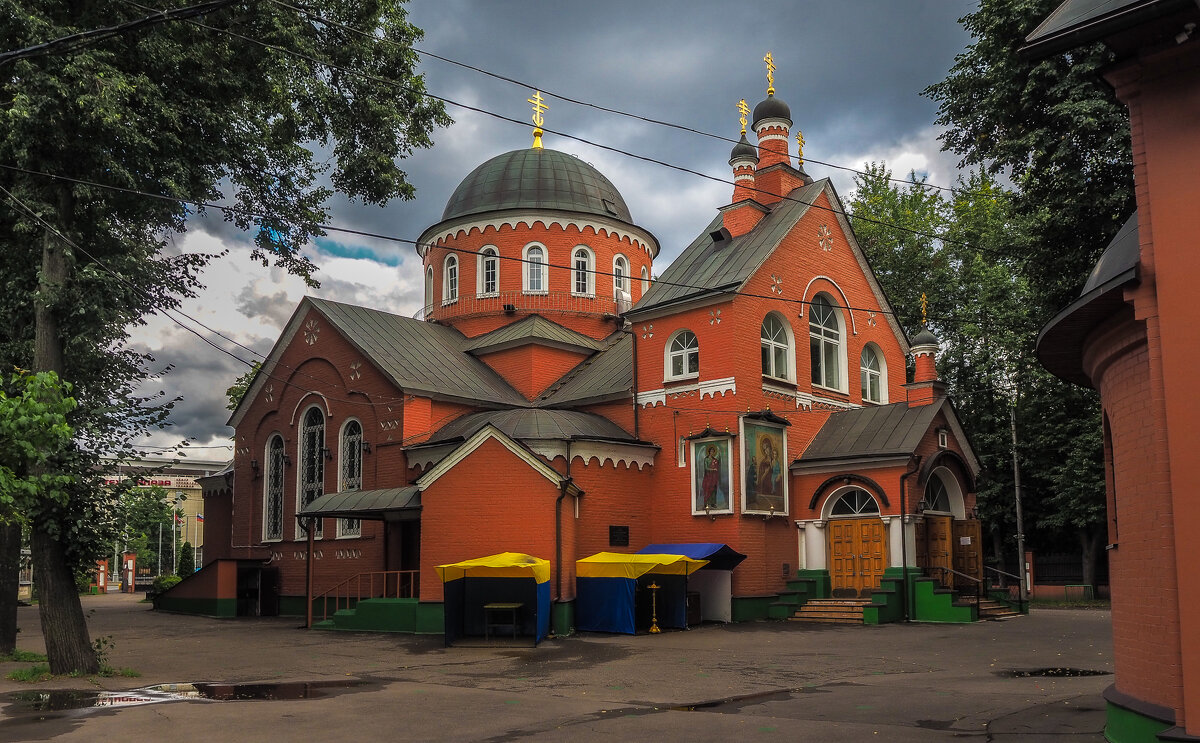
left=922, top=475, right=952, bottom=513
left=478, top=247, right=499, bottom=297
left=263, top=434, right=284, bottom=541
left=640, top=266, right=650, bottom=295
left=572, top=247, right=594, bottom=297
left=809, top=294, right=843, bottom=390
left=298, top=406, right=325, bottom=539
left=338, top=419, right=363, bottom=538
left=442, top=255, right=458, bottom=304
left=860, top=344, right=886, bottom=403
left=523, top=244, right=547, bottom=293
left=613, top=254, right=629, bottom=300
left=666, top=329, right=699, bottom=380
left=830, top=488, right=880, bottom=516
left=760, top=313, right=793, bottom=381
left=423, top=266, right=433, bottom=312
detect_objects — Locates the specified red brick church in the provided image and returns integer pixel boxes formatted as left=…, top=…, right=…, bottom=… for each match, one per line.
left=184, top=63, right=989, bottom=633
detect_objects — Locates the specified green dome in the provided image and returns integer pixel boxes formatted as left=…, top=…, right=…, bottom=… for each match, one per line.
left=441, top=148, right=632, bottom=223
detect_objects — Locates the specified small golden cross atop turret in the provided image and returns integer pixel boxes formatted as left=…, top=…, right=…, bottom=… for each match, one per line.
left=764, top=51, right=776, bottom=96
left=795, top=131, right=805, bottom=165
left=737, top=99, right=749, bottom=135
left=528, top=90, right=548, bottom=149
left=920, top=292, right=928, bottom=326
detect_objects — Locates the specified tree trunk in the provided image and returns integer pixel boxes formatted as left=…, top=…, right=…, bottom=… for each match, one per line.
left=0, top=523, right=21, bottom=656
left=33, top=198, right=97, bottom=675
left=32, top=527, right=98, bottom=674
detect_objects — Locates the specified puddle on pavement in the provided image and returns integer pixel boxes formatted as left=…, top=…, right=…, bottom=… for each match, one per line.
left=4, top=679, right=368, bottom=715
left=999, top=667, right=1111, bottom=678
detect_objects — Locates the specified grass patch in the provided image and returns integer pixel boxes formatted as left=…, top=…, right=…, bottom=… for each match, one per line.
left=1030, top=598, right=1111, bottom=610
left=99, top=666, right=141, bottom=678
left=7, top=664, right=52, bottom=682
left=0, top=649, right=48, bottom=663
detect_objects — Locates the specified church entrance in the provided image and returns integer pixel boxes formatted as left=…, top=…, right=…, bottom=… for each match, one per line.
left=825, top=489, right=887, bottom=598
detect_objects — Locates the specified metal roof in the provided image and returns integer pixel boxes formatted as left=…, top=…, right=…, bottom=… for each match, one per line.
left=1022, top=0, right=1194, bottom=57
left=440, top=148, right=632, bottom=223
left=310, top=298, right=527, bottom=406
left=297, top=487, right=421, bottom=520
left=426, top=408, right=638, bottom=445
left=462, top=314, right=606, bottom=355
left=630, top=180, right=826, bottom=315
left=1037, top=212, right=1140, bottom=386
left=795, top=402, right=945, bottom=464
left=536, top=332, right=632, bottom=407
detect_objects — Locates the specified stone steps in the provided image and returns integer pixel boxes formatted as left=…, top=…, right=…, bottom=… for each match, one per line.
left=788, top=598, right=869, bottom=624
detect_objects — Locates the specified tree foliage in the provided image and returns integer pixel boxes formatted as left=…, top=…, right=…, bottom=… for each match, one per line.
left=0, top=0, right=450, bottom=673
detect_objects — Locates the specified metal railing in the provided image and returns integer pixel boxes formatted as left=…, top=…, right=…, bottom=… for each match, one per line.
left=314, top=570, right=419, bottom=623
left=984, top=566, right=1028, bottom=614
left=928, top=565, right=984, bottom=601
left=414, top=290, right=622, bottom=321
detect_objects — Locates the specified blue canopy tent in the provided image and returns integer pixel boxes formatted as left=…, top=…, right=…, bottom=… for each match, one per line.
left=637, top=544, right=747, bottom=623
left=575, top=552, right=709, bottom=634
left=437, top=553, right=551, bottom=646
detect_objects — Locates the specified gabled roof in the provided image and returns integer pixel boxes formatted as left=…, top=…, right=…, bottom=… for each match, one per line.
left=792, top=398, right=980, bottom=476
left=462, top=314, right=606, bottom=355
left=535, top=332, right=632, bottom=407
left=423, top=408, right=639, bottom=445
left=630, top=179, right=826, bottom=316
left=415, top=423, right=582, bottom=496
left=227, top=297, right=526, bottom=427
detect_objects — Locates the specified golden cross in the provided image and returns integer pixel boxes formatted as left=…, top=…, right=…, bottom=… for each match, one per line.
left=737, top=98, right=749, bottom=135
left=795, top=131, right=805, bottom=164
left=764, top=51, right=776, bottom=96
left=528, top=90, right=548, bottom=149
left=920, top=292, right=928, bottom=326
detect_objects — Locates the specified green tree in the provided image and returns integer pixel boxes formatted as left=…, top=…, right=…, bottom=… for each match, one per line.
left=1, top=1, right=449, bottom=673
left=923, top=0, right=1119, bottom=585
left=225, top=361, right=261, bottom=412
left=176, top=541, right=194, bottom=578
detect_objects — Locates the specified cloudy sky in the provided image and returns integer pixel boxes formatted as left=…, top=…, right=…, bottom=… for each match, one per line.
left=131, top=0, right=978, bottom=458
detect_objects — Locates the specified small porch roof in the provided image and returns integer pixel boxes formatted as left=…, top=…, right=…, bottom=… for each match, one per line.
left=297, top=487, right=421, bottom=521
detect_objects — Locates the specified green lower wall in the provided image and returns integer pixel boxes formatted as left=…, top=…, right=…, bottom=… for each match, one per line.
left=911, top=578, right=976, bottom=622
left=731, top=595, right=775, bottom=622
left=863, top=567, right=919, bottom=625
left=153, top=595, right=236, bottom=618
left=315, top=599, right=444, bottom=635
left=552, top=600, right=574, bottom=636
left=1103, top=694, right=1175, bottom=743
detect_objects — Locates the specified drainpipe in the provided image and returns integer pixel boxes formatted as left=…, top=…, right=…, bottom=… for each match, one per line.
left=554, top=441, right=573, bottom=633
left=899, top=455, right=922, bottom=622
left=629, top=326, right=640, bottom=439
left=305, top=518, right=315, bottom=629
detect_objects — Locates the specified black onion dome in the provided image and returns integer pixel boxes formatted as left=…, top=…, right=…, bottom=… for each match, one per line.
left=752, top=95, right=792, bottom=129
left=911, top=327, right=940, bottom=347
left=729, top=134, right=758, bottom=163
left=441, top=148, right=632, bottom=223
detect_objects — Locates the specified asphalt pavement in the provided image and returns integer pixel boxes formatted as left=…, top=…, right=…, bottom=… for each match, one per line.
left=0, top=592, right=1112, bottom=742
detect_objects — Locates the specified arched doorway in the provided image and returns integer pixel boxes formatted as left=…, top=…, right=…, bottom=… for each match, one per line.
left=917, top=468, right=977, bottom=589
left=825, top=489, right=887, bottom=598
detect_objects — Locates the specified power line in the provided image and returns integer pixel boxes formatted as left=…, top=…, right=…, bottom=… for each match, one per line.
left=0, top=162, right=1031, bottom=334
left=264, top=0, right=981, bottom=198
left=120, top=0, right=1018, bottom=261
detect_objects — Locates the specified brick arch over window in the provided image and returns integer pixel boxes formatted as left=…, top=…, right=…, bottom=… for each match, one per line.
left=800, top=275, right=858, bottom=335
left=917, top=449, right=976, bottom=494
left=808, top=473, right=890, bottom=511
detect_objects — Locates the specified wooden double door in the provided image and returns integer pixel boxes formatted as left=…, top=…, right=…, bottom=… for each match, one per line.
left=828, top=518, right=888, bottom=598
left=916, top=515, right=982, bottom=589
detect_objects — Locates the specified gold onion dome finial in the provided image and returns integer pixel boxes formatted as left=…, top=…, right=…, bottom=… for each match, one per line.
left=796, top=130, right=805, bottom=165
left=738, top=98, right=749, bottom=135
left=764, top=51, right=776, bottom=96
left=921, top=292, right=928, bottom=327
left=528, top=89, right=548, bottom=149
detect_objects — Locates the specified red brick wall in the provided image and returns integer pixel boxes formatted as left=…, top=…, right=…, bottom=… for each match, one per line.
left=419, top=437, right=563, bottom=601
left=476, top=344, right=590, bottom=399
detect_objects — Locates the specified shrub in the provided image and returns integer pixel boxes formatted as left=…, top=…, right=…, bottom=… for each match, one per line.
left=177, top=542, right=194, bottom=578
left=151, top=574, right=181, bottom=595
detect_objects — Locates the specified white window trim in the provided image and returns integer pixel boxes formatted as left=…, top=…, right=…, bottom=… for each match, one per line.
left=262, top=433, right=285, bottom=543
left=571, top=245, right=595, bottom=298
left=809, top=294, right=848, bottom=394
left=761, top=311, right=796, bottom=383
left=522, top=243, right=548, bottom=295
left=612, top=253, right=630, bottom=300
left=423, top=266, right=434, bottom=311
left=477, top=246, right=499, bottom=298
left=664, top=328, right=700, bottom=382
left=640, top=266, right=650, bottom=295
left=859, top=342, right=888, bottom=404
left=441, top=254, right=459, bottom=306
left=296, top=406, right=325, bottom=541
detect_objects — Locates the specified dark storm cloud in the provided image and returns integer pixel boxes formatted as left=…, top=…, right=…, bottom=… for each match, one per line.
left=235, top=286, right=296, bottom=329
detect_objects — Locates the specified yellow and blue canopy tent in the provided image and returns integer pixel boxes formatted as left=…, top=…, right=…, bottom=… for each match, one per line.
left=436, top=553, right=551, bottom=645
left=575, top=552, right=709, bottom=634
